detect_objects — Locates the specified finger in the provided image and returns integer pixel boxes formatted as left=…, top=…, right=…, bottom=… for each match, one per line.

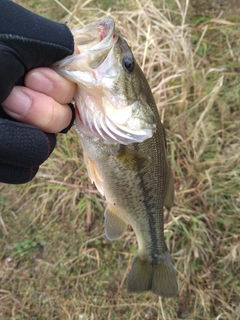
left=2, top=86, right=73, bottom=133
left=25, top=67, right=77, bottom=104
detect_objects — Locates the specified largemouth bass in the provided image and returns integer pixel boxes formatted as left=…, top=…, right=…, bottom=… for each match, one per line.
left=54, top=18, right=178, bottom=297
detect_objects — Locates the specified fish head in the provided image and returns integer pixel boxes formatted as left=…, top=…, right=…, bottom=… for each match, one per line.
left=54, top=18, right=156, bottom=145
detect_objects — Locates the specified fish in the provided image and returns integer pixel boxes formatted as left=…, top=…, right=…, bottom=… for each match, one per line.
left=54, top=18, right=178, bottom=297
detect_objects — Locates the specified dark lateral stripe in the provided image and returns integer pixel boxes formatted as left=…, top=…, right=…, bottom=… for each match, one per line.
left=133, top=143, right=161, bottom=261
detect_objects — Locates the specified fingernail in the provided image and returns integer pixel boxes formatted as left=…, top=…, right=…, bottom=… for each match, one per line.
left=27, top=71, right=53, bottom=93
left=2, top=88, right=31, bottom=116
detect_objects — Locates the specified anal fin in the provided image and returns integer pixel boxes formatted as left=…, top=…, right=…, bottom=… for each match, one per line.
left=104, top=204, right=127, bottom=241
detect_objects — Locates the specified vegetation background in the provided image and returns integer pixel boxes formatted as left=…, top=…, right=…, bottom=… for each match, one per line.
left=0, top=0, right=239, bottom=319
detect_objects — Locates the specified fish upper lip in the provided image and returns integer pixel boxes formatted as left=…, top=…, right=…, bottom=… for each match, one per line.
left=70, top=18, right=118, bottom=70
left=72, top=18, right=116, bottom=51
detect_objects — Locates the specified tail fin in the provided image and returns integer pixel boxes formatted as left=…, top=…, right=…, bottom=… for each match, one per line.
left=127, top=251, right=178, bottom=297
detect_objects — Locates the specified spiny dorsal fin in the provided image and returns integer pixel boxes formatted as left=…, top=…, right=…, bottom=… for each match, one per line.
left=104, top=204, right=127, bottom=241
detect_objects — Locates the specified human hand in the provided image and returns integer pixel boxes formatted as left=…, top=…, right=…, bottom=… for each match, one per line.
left=0, top=0, right=76, bottom=184
left=2, top=67, right=76, bottom=133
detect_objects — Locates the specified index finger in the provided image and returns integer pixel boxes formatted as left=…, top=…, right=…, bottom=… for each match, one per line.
left=25, top=67, right=77, bottom=104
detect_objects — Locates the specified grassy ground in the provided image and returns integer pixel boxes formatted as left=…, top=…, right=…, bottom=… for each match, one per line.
left=0, top=0, right=240, bottom=319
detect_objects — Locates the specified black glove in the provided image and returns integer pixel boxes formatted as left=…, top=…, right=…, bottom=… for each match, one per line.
left=0, top=0, right=75, bottom=184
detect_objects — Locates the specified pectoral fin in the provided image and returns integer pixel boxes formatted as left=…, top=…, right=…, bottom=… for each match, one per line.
left=104, top=204, right=127, bottom=241
left=113, top=145, right=150, bottom=171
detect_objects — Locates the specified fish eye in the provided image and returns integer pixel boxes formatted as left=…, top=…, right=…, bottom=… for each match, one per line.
left=123, top=56, right=135, bottom=73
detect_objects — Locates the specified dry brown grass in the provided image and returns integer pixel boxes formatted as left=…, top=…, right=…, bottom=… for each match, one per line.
left=0, top=0, right=240, bottom=319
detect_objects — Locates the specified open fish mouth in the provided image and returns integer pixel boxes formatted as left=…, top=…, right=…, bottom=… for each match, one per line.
left=54, top=18, right=156, bottom=145
left=69, top=18, right=117, bottom=68
left=73, top=18, right=115, bottom=52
